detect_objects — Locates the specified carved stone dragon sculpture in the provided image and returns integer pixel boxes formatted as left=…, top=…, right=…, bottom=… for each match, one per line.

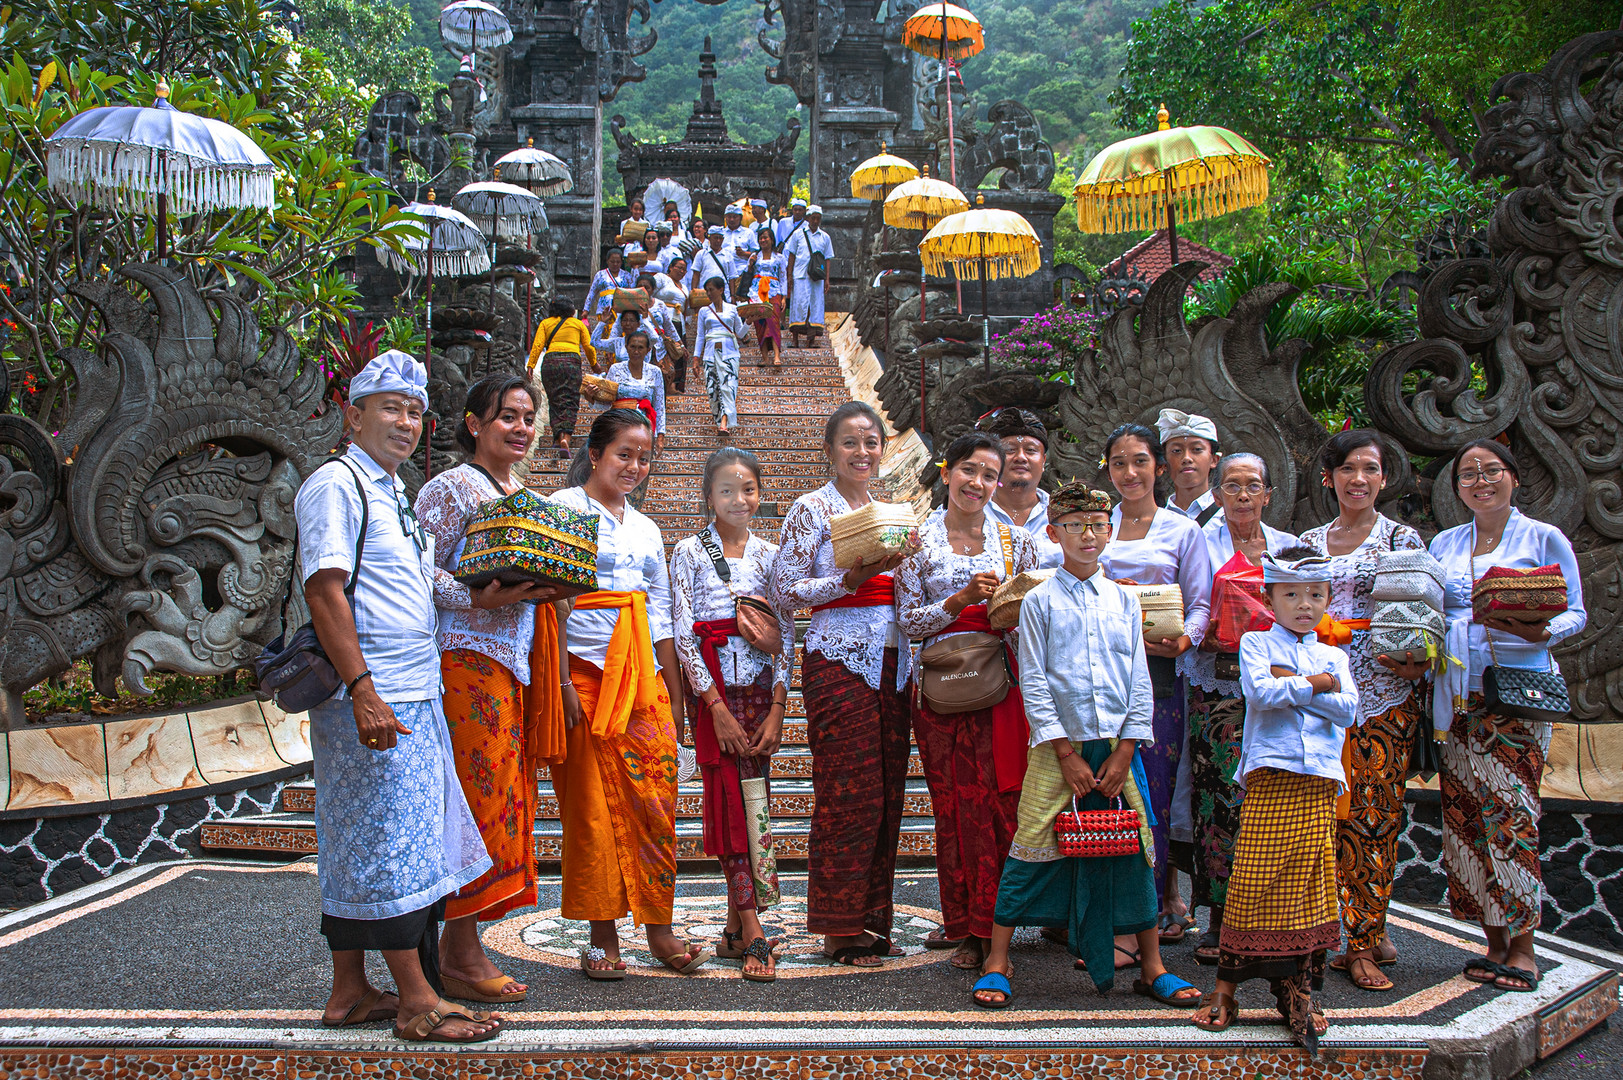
left=0, top=265, right=341, bottom=726
left=1363, top=29, right=1623, bottom=721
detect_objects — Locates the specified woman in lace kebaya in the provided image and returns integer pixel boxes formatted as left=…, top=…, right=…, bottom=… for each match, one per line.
left=772, top=401, right=919, bottom=967
left=414, top=373, right=569, bottom=1008
left=671, top=448, right=794, bottom=982
left=896, top=432, right=1037, bottom=972
left=1298, top=429, right=1429, bottom=992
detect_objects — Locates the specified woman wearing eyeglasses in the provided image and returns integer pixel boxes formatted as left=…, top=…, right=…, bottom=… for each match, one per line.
left=414, top=373, right=567, bottom=1008
left=1298, top=428, right=1426, bottom=993
left=1185, top=453, right=1298, bottom=964
left=1427, top=439, right=1584, bottom=993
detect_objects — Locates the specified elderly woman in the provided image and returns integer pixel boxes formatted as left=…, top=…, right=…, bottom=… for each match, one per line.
left=1429, top=439, right=1585, bottom=993
left=1186, top=453, right=1298, bottom=963
left=1298, top=429, right=1428, bottom=992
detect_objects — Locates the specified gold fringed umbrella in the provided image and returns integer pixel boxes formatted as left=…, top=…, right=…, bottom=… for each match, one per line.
left=1073, top=104, right=1271, bottom=266
left=851, top=144, right=920, bottom=201
left=920, top=194, right=1041, bottom=372
left=883, top=163, right=969, bottom=230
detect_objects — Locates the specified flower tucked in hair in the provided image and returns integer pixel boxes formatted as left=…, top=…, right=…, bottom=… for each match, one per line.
left=1050, top=481, right=1112, bottom=518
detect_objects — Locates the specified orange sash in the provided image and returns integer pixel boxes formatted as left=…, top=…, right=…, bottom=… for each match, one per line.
left=572, top=590, right=664, bottom=738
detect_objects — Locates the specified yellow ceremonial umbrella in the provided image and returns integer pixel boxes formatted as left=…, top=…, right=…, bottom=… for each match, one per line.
left=851, top=143, right=919, bottom=201
left=1073, top=104, right=1271, bottom=267
left=883, top=163, right=969, bottom=230
left=920, top=194, right=1041, bottom=372
left=902, top=2, right=984, bottom=187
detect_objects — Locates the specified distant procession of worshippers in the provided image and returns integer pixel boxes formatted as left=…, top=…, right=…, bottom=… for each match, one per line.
left=290, top=346, right=1581, bottom=1048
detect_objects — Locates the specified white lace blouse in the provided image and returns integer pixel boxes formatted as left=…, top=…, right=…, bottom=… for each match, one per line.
left=772, top=482, right=909, bottom=691
left=671, top=526, right=793, bottom=694
left=550, top=485, right=674, bottom=670
left=1299, top=513, right=1425, bottom=724
left=414, top=464, right=538, bottom=683
left=896, top=516, right=1038, bottom=647
left=602, top=359, right=666, bottom=435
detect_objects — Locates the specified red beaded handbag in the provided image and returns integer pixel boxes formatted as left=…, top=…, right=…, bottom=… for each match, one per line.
left=1054, top=796, right=1142, bottom=858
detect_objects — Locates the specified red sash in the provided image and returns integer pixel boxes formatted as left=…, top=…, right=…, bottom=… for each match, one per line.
left=937, top=603, right=1029, bottom=794
left=691, top=616, right=748, bottom=852
left=613, top=396, right=657, bottom=431
left=812, top=573, right=895, bottom=612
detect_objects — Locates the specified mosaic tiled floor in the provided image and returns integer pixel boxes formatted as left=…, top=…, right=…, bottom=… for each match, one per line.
left=0, top=857, right=1613, bottom=1080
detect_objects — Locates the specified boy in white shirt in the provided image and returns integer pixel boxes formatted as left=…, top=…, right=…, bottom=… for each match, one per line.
left=972, top=483, right=1201, bottom=1011
left=1193, top=546, right=1358, bottom=1054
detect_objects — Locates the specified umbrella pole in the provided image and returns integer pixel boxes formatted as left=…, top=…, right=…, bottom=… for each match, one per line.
left=156, top=152, right=168, bottom=262
left=425, top=231, right=435, bottom=481
left=941, top=31, right=964, bottom=316
left=981, top=255, right=990, bottom=375
left=487, top=237, right=498, bottom=377
left=919, top=256, right=928, bottom=436
left=881, top=182, right=891, bottom=358
left=1165, top=171, right=1180, bottom=267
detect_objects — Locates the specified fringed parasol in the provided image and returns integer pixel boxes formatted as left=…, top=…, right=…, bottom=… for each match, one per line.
left=850, top=144, right=919, bottom=201
left=901, top=3, right=985, bottom=61
left=883, top=164, right=969, bottom=231
left=44, top=81, right=275, bottom=259
left=439, top=0, right=513, bottom=52
left=642, top=177, right=693, bottom=228
left=379, top=198, right=489, bottom=277
left=493, top=138, right=573, bottom=196
left=1073, top=104, right=1271, bottom=265
left=452, top=180, right=548, bottom=234
left=920, top=194, right=1041, bottom=372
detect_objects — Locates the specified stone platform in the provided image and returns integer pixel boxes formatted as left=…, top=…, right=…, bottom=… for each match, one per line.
left=0, top=859, right=1612, bottom=1080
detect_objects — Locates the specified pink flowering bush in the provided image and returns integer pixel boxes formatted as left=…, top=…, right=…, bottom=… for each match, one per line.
left=989, top=305, right=1100, bottom=383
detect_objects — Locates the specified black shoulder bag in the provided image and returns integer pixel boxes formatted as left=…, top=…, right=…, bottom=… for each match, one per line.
left=254, top=460, right=369, bottom=713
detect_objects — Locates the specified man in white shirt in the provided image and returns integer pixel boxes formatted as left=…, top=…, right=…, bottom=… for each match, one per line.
left=722, top=204, right=756, bottom=263
left=980, top=407, right=1063, bottom=568
left=1158, top=408, right=1223, bottom=527
left=692, top=226, right=735, bottom=295
left=973, top=482, right=1200, bottom=1011
left=775, top=197, right=808, bottom=248
left=783, top=205, right=834, bottom=349
left=749, top=198, right=771, bottom=238
left=295, top=351, right=499, bottom=1042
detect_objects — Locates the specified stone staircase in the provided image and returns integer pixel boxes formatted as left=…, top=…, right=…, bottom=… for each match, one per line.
left=199, top=320, right=940, bottom=863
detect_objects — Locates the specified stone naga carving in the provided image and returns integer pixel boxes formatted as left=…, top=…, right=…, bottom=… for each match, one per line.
left=0, top=265, right=341, bottom=726
left=959, top=101, right=1057, bottom=192
left=1363, top=29, right=1623, bottom=721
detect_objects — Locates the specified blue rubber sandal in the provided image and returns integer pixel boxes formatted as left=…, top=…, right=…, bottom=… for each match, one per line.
left=972, top=970, right=1013, bottom=1009
left=1133, top=971, right=1202, bottom=1008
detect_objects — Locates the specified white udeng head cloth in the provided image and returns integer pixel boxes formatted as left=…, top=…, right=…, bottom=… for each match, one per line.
left=1261, top=552, right=1333, bottom=585
left=350, top=350, right=429, bottom=410
left=1155, top=407, right=1218, bottom=445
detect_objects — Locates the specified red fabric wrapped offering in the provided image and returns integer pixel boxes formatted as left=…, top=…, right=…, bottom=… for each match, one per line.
left=1205, top=551, right=1273, bottom=653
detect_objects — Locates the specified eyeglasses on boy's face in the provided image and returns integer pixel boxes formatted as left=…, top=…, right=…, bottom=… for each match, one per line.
left=1054, top=521, right=1110, bottom=536
left=1456, top=464, right=1508, bottom=487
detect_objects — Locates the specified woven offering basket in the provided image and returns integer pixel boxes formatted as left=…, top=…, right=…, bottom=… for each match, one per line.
left=1473, top=563, right=1567, bottom=624
left=738, top=301, right=773, bottom=321
left=1054, top=796, right=1142, bottom=858
left=453, top=489, right=599, bottom=595
left=620, top=221, right=648, bottom=243
left=612, top=287, right=649, bottom=312
left=988, top=569, right=1057, bottom=630
left=580, top=373, right=619, bottom=404
left=830, top=501, right=918, bottom=569
left=687, top=288, right=712, bottom=311
left=1122, top=583, right=1185, bottom=641
left=1371, top=550, right=1446, bottom=610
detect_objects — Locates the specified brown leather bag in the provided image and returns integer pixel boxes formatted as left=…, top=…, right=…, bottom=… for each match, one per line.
left=917, top=525, right=1015, bottom=714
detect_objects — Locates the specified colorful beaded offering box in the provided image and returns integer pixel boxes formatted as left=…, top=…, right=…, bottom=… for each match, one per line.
left=454, top=489, right=599, bottom=595
left=1472, top=563, right=1568, bottom=624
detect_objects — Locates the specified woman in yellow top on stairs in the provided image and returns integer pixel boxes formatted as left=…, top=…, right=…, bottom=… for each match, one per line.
left=528, top=298, right=598, bottom=458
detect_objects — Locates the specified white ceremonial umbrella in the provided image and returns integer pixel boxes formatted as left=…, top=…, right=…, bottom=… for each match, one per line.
left=439, top=0, right=513, bottom=53
left=453, top=180, right=547, bottom=335
left=494, top=138, right=574, bottom=197
left=45, top=81, right=275, bottom=259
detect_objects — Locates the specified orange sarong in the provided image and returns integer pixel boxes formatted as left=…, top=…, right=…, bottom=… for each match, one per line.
left=443, top=603, right=565, bottom=921
left=551, top=591, right=679, bottom=925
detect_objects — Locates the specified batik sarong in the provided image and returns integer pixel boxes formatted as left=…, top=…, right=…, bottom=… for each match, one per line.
left=1439, top=693, right=1545, bottom=935
left=803, top=648, right=910, bottom=938
left=538, top=353, right=583, bottom=439
left=1141, top=676, right=1185, bottom=907
left=1188, top=685, right=1245, bottom=913
left=703, top=349, right=740, bottom=428
left=1337, top=692, right=1419, bottom=951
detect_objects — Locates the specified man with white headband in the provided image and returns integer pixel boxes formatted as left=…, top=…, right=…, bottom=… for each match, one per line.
left=1157, top=408, right=1222, bottom=526
left=723, top=203, right=756, bottom=262
left=294, top=351, right=499, bottom=1043
left=692, top=224, right=735, bottom=293
left=749, top=197, right=771, bottom=235
left=776, top=197, right=808, bottom=247
left=784, top=203, right=834, bottom=349
left=1194, top=544, right=1357, bottom=1051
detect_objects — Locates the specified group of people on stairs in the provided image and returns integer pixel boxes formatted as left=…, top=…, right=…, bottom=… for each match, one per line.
left=296, top=348, right=1582, bottom=1051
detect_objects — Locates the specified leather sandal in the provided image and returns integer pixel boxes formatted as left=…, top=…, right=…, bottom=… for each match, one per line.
left=1342, top=954, right=1395, bottom=992
left=394, top=1001, right=501, bottom=1043
left=441, top=974, right=527, bottom=1004
left=924, top=927, right=965, bottom=950
left=741, top=936, right=777, bottom=983
left=1193, top=927, right=1222, bottom=966
left=1193, top=991, right=1237, bottom=1032
left=321, top=986, right=398, bottom=1028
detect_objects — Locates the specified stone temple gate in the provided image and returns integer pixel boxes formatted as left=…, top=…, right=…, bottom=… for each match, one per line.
left=449, top=0, right=1062, bottom=310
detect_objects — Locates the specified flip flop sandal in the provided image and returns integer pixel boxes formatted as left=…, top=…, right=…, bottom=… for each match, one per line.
left=826, top=945, right=883, bottom=967
left=441, top=974, right=528, bottom=1004
left=1193, top=991, right=1237, bottom=1032
left=1342, top=955, right=1395, bottom=992
left=1193, top=928, right=1223, bottom=966
left=716, top=931, right=784, bottom=959
left=864, top=935, right=903, bottom=956
left=1493, top=965, right=1541, bottom=992
left=1462, top=959, right=1502, bottom=984
left=971, top=970, right=1013, bottom=1010
left=741, top=937, right=777, bottom=984
left=394, top=1002, right=501, bottom=1043
left=924, top=928, right=965, bottom=950
left=1133, top=971, right=1203, bottom=1008
left=951, top=941, right=986, bottom=970
left=657, top=945, right=714, bottom=975
left=322, top=986, right=398, bottom=1028
left=579, top=946, right=626, bottom=981
left=1159, top=912, right=1195, bottom=944
left=1332, top=951, right=1398, bottom=970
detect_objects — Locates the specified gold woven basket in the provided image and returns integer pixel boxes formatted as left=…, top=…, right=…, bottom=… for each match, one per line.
left=1121, top=583, right=1185, bottom=641
left=830, top=501, right=918, bottom=569
left=988, top=569, right=1057, bottom=630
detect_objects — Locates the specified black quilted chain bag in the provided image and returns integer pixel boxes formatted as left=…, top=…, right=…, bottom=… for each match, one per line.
left=1481, top=630, right=1569, bottom=724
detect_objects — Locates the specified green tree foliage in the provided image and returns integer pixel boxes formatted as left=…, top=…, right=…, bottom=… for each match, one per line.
left=297, top=0, right=444, bottom=102
left=0, top=0, right=422, bottom=431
